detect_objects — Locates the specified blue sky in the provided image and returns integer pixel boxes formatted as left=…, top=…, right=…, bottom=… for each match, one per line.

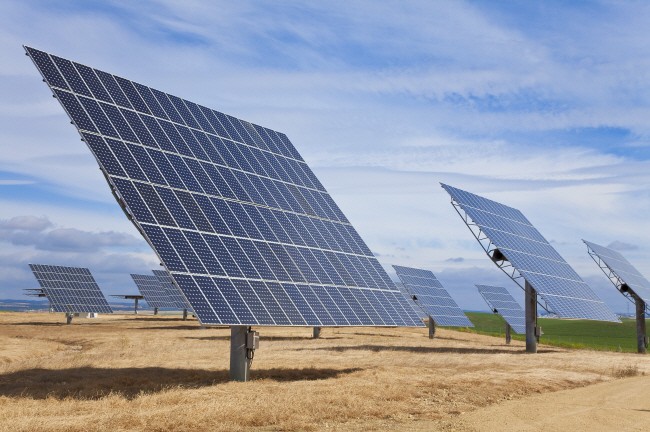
left=1, top=0, right=650, bottom=314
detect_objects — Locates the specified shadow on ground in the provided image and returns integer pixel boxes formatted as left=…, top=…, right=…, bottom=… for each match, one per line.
left=120, top=317, right=199, bottom=323
left=186, top=335, right=344, bottom=342
left=10, top=322, right=72, bottom=327
left=0, top=366, right=361, bottom=400
left=294, top=344, right=559, bottom=355
left=134, top=325, right=203, bottom=331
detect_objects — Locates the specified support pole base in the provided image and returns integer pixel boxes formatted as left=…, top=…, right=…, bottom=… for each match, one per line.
left=230, top=326, right=253, bottom=382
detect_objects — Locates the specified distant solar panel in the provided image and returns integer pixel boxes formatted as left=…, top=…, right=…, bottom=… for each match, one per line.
left=583, top=240, right=650, bottom=308
left=394, top=280, right=428, bottom=321
left=442, top=184, right=618, bottom=322
left=131, top=273, right=178, bottom=309
left=29, top=264, right=113, bottom=313
left=476, top=284, right=526, bottom=333
left=393, top=265, right=473, bottom=327
left=152, top=269, right=193, bottom=311
left=26, top=46, right=423, bottom=328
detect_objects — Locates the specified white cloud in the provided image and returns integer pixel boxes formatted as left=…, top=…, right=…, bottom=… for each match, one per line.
left=0, top=214, right=157, bottom=298
left=0, top=1, right=648, bottom=316
left=607, top=240, right=639, bottom=251
left=0, top=215, right=52, bottom=231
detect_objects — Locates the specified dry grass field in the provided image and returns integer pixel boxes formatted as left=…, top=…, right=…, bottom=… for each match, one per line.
left=0, top=311, right=649, bottom=431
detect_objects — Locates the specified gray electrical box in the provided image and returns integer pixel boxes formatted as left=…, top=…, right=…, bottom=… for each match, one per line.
left=246, top=330, right=259, bottom=350
left=534, top=326, right=543, bottom=337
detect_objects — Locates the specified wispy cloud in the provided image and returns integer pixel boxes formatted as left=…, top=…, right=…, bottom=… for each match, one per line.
left=0, top=215, right=52, bottom=231
left=0, top=1, right=648, bottom=312
left=607, top=240, right=639, bottom=251
left=0, top=215, right=157, bottom=298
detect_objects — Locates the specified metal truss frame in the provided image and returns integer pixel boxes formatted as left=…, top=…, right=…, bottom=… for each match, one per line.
left=585, top=243, right=644, bottom=311
left=449, top=197, right=552, bottom=314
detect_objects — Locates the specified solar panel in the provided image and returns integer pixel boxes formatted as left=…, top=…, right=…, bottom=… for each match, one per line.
left=152, top=269, right=194, bottom=311
left=131, top=273, right=179, bottom=309
left=29, top=264, right=113, bottom=313
left=441, top=183, right=619, bottom=322
left=26, top=46, right=423, bottom=328
left=393, top=265, right=474, bottom=327
left=583, top=240, right=650, bottom=307
left=476, top=284, right=526, bottom=333
left=394, top=280, right=428, bottom=320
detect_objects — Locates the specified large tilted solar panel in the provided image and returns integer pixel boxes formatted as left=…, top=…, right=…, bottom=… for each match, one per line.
left=131, top=273, right=179, bottom=309
left=441, top=183, right=619, bottom=322
left=393, top=265, right=473, bottom=327
left=153, top=269, right=194, bottom=311
left=26, top=46, right=423, bottom=327
left=476, top=284, right=526, bottom=334
left=583, top=240, right=650, bottom=306
left=29, top=264, right=113, bottom=313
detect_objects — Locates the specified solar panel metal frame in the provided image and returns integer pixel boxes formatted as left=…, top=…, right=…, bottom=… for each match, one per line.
left=441, top=183, right=619, bottom=322
left=29, top=264, right=113, bottom=314
left=476, top=284, right=526, bottom=334
left=131, top=273, right=179, bottom=309
left=393, top=265, right=474, bottom=327
left=25, top=46, right=424, bottom=328
left=583, top=240, right=650, bottom=311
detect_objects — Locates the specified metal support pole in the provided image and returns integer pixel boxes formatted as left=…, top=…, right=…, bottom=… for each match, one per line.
left=505, top=322, right=512, bottom=345
left=525, top=280, right=538, bottom=353
left=134, top=298, right=139, bottom=315
left=182, top=308, right=188, bottom=321
left=230, top=326, right=252, bottom=382
left=66, top=313, right=73, bottom=325
left=634, top=295, right=647, bottom=354
left=313, top=327, right=321, bottom=338
left=154, top=307, right=158, bottom=315
left=428, top=316, right=436, bottom=339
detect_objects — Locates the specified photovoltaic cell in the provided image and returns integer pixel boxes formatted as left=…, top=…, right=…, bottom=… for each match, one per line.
left=583, top=240, right=650, bottom=308
left=442, top=183, right=619, bottom=322
left=26, top=46, right=423, bottom=327
left=29, top=264, right=113, bottom=313
left=476, top=284, right=526, bottom=334
left=393, top=265, right=473, bottom=327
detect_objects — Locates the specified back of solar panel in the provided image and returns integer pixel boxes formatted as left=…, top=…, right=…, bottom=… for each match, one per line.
left=441, top=183, right=619, bottom=323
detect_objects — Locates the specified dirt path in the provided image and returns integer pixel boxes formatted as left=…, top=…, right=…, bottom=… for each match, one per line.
left=449, top=375, right=650, bottom=431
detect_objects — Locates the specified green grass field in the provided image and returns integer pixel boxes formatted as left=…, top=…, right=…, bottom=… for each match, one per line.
left=463, top=312, right=639, bottom=353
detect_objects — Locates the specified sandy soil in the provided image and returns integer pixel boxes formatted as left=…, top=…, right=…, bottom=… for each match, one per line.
left=0, top=311, right=648, bottom=431
left=452, top=375, right=650, bottom=431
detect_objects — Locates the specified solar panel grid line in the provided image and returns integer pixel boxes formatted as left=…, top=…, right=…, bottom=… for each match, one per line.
left=46, top=54, right=312, bottom=171
left=45, top=79, right=360, bottom=224
left=442, top=183, right=619, bottom=322
left=233, top=280, right=284, bottom=322
left=27, top=46, right=424, bottom=327
left=29, top=264, right=113, bottom=314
